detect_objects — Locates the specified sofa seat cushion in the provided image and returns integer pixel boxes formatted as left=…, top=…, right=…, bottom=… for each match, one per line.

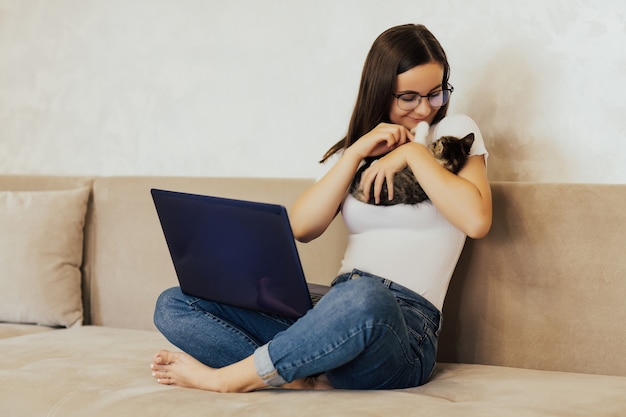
left=0, top=323, right=56, bottom=340
left=0, top=326, right=624, bottom=416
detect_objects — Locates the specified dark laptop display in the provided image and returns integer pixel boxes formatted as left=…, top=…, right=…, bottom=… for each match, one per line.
left=151, top=188, right=329, bottom=318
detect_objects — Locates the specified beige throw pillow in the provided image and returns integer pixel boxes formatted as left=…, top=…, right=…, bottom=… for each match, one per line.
left=0, top=188, right=90, bottom=327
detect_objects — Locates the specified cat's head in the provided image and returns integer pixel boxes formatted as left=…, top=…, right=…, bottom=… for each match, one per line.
left=430, top=133, right=475, bottom=173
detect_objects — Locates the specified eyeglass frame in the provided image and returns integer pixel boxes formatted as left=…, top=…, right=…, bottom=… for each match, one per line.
left=392, top=85, right=454, bottom=111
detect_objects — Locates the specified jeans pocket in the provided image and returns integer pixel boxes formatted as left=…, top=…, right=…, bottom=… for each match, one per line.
left=396, top=298, right=439, bottom=382
left=397, top=296, right=440, bottom=348
left=396, top=296, right=440, bottom=328
left=396, top=298, right=426, bottom=344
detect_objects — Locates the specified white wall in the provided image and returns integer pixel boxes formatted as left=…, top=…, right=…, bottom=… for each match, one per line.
left=1, top=0, right=625, bottom=183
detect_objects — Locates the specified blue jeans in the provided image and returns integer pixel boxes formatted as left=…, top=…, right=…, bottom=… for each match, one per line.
left=153, top=269, right=442, bottom=390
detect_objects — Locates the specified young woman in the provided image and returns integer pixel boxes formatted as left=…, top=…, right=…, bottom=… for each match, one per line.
left=151, top=23, right=491, bottom=392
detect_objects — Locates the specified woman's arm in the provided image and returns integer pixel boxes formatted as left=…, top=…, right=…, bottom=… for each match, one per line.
left=412, top=148, right=492, bottom=238
left=291, top=123, right=413, bottom=243
left=290, top=151, right=357, bottom=243
left=359, top=142, right=492, bottom=238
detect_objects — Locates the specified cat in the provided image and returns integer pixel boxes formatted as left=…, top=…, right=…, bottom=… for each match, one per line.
left=349, top=132, right=475, bottom=206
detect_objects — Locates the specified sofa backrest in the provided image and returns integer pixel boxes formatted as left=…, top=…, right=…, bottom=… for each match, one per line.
left=438, top=182, right=626, bottom=377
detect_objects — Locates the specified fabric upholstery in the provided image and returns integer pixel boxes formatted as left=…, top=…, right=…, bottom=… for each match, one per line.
left=0, top=326, right=624, bottom=417
left=439, top=183, right=626, bottom=377
left=0, top=187, right=90, bottom=327
left=0, top=175, right=95, bottom=322
left=0, top=323, right=54, bottom=339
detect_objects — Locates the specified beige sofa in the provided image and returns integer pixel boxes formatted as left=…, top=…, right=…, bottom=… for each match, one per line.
left=0, top=175, right=625, bottom=416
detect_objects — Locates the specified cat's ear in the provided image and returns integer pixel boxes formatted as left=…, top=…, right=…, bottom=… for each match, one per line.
left=461, top=133, right=475, bottom=151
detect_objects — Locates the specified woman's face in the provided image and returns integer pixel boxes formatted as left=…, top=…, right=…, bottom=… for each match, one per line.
left=389, top=62, right=445, bottom=130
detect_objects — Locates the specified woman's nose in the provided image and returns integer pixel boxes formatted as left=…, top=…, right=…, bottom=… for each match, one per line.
left=412, top=99, right=432, bottom=118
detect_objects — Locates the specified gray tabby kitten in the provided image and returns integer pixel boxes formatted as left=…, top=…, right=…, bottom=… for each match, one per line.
left=350, top=133, right=475, bottom=206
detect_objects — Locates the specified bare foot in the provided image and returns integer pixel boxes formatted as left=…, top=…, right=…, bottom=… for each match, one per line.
left=151, top=350, right=334, bottom=392
left=151, top=350, right=220, bottom=391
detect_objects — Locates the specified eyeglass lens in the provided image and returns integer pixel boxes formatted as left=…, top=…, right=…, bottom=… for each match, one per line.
left=396, top=89, right=451, bottom=111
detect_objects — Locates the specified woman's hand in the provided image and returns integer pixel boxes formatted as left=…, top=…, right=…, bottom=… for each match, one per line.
left=359, top=143, right=425, bottom=204
left=349, top=123, right=414, bottom=160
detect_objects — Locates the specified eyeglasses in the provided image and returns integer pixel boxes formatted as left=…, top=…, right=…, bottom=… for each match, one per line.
left=393, top=85, right=454, bottom=111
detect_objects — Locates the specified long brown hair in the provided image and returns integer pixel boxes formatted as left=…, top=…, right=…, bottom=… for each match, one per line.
left=320, top=24, right=451, bottom=163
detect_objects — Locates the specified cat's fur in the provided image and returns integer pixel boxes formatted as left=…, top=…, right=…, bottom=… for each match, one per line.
left=350, top=133, right=475, bottom=206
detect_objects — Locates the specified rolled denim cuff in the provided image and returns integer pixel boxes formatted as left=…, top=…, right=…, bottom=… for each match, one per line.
left=253, top=343, right=287, bottom=387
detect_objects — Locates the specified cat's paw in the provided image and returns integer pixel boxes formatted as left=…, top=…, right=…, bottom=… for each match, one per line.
left=411, top=121, right=429, bottom=146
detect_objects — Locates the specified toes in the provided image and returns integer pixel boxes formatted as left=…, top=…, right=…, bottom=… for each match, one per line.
left=156, top=377, right=174, bottom=385
left=151, top=363, right=169, bottom=373
left=153, top=350, right=170, bottom=365
left=154, top=349, right=179, bottom=364
left=152, top=369, right=174, bottom=385
left=152, top=370, right=168, bottom=379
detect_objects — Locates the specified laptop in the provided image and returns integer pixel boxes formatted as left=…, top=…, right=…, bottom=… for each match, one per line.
left=151, top=188, right=330, bottom=318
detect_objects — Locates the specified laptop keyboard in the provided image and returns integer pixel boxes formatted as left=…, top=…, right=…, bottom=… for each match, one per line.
left=310, top=293, right=324, bottom=306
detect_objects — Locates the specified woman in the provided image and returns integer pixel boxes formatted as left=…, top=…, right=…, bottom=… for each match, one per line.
left=151, top=23, right=491, bottom=392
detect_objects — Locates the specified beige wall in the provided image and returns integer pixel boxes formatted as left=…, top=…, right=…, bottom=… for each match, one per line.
left=1, top=0, right=624, bottom=183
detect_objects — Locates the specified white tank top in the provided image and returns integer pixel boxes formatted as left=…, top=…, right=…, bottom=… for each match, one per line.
left=329, top=114, right=488, bottom=311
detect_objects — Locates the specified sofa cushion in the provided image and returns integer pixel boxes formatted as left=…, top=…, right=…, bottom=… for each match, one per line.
left=0, top=326, right=624, bottom=416
left=0, top=323, right=55, bottom=339
left=0, top=188, right=90, bottom=327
